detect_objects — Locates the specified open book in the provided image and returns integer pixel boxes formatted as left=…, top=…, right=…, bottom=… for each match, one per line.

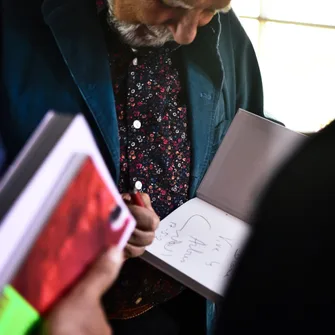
left=144, top=109, right=306, bottom=301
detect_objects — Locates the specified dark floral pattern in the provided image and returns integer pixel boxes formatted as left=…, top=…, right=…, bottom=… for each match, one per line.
left=98, top=9, right=192, bottom=319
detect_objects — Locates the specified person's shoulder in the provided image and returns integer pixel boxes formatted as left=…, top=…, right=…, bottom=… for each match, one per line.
left=218, top=10, right=251, bottom=45
left=217, top=10, right=257, bottom=68
left=253, top=120, right=335, bottom=225
left=283, top=120, right=335, bottom=170
left=317, top=119, right=335, bottom=139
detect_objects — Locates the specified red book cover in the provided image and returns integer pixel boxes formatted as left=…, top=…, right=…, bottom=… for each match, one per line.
left=10, top=155, right=135, bottom=315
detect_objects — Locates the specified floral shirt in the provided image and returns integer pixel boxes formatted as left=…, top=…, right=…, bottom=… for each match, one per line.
left=98, top=6, right=192, bottom=319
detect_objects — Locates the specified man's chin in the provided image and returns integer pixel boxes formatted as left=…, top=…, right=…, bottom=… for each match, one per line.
left=107, top=0, right=174, bottom=48
left=109, top=18, right=174, bottom=47
left=119, top=28, right=174, bottom=48
left=123, top=34, right=175, bottom=48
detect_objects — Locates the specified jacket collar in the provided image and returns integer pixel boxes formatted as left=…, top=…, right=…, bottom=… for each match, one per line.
left=42, top=0, right=224, bottom=191
left=182, top=15, right=224, bottom=196
left=42, top=0, right=121, bottom=180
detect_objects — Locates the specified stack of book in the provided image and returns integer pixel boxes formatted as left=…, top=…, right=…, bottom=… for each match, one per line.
left=0, top=112, right=136, bottom=334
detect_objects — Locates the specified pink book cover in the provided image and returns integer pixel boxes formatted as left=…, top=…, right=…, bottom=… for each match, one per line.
left=11, top=156, right=135, bottom=315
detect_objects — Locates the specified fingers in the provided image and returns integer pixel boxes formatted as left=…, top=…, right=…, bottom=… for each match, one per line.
left=125, top=226, right=156, bottom=258
left=74, top=247, right=124, bottom=298
left=121, top=193, right=131, bottom=204
left=124, top=244, right=146, bottom=258
left=121, top=192, right=159, bottom=259
left=122, top=192, right=154, bottom=212
left=128, top=205, right=160, bottom=232
left=127, top=228, right=155, bottom=247
left=140, top=193, right=154, bottom=211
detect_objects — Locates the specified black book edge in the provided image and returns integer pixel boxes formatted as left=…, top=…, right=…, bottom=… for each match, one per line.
left=0, top=112, right=75, bottom=221
left=142, top=251, right=223, bottom=303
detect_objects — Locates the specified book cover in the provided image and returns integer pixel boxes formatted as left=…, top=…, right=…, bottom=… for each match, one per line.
left=0, top=285, right=40, bottom=335
left=10, top=155, right=135, bottom=315
left=145, top=110, right=307, bottom=300
left=197, top=109, right=306, bottom=222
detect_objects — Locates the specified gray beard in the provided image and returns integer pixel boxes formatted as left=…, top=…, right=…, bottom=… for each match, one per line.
left=106, top=1, right=174, bottom=48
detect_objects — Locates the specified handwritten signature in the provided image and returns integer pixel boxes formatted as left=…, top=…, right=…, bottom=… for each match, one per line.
left=212, top=236, right=235, bottom=252
left=181, top=236, right=207, bottom=263
left=163, top=215, right=211, bottom=253
left=206, top=236, right=235, bottom=267
left=155, top=222, right=177, bottom=242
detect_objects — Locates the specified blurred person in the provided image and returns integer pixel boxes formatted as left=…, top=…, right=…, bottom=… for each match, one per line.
left=215, top=120, right=335, bottom=333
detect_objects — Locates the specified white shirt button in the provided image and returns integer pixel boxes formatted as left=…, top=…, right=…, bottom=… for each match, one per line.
left=132, top=58, right=138, bottom=66
left=135, top=181, right=143, bottom=190
left=133, top=120, right=141, bottom=129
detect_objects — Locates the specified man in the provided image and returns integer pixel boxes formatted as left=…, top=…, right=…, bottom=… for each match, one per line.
left=1, top=0, right=264, bottom=333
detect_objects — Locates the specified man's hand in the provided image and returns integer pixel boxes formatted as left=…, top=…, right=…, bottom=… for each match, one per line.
left=122, top=193, right=160, bottom=258
left=44, top=247, right=124, bottom=335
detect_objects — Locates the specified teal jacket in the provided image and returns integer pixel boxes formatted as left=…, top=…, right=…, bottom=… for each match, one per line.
left=2, top=0, right=265, bottom=330
left=2, top=0, right=264, bottom=195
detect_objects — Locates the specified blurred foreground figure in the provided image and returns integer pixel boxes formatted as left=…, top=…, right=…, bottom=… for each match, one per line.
left=44, top=247, right=123, bottom=335
left=215, top=120, right=335, bottom=334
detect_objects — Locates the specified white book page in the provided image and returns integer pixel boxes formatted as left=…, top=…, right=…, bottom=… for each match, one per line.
left=146, top=198, right=251, bottom=297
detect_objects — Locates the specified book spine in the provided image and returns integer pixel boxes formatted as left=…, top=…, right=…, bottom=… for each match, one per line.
left=0, top=285, right=41, bottom=335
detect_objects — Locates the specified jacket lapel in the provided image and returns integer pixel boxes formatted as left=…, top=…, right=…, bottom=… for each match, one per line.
left=42, top=0, right=120, bottom=180
left=41, top=0, right=223, bottom=188
left=182, top=15, right=224, bottom=197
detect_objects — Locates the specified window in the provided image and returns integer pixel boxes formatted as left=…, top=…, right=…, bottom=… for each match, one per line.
left=232, top=0, right=335, bottom=132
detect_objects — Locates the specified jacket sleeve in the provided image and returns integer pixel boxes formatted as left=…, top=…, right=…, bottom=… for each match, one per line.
left=0, top=133, right=7, bottom=178
left=0, top=82, right=11, bottom=177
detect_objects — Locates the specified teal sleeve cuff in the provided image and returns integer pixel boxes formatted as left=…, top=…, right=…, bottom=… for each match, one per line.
left=206, top=300, right=216, bottom=335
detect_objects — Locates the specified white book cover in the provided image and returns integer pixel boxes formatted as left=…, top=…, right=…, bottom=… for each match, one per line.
left=0, top=112, right=135, bottom=292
